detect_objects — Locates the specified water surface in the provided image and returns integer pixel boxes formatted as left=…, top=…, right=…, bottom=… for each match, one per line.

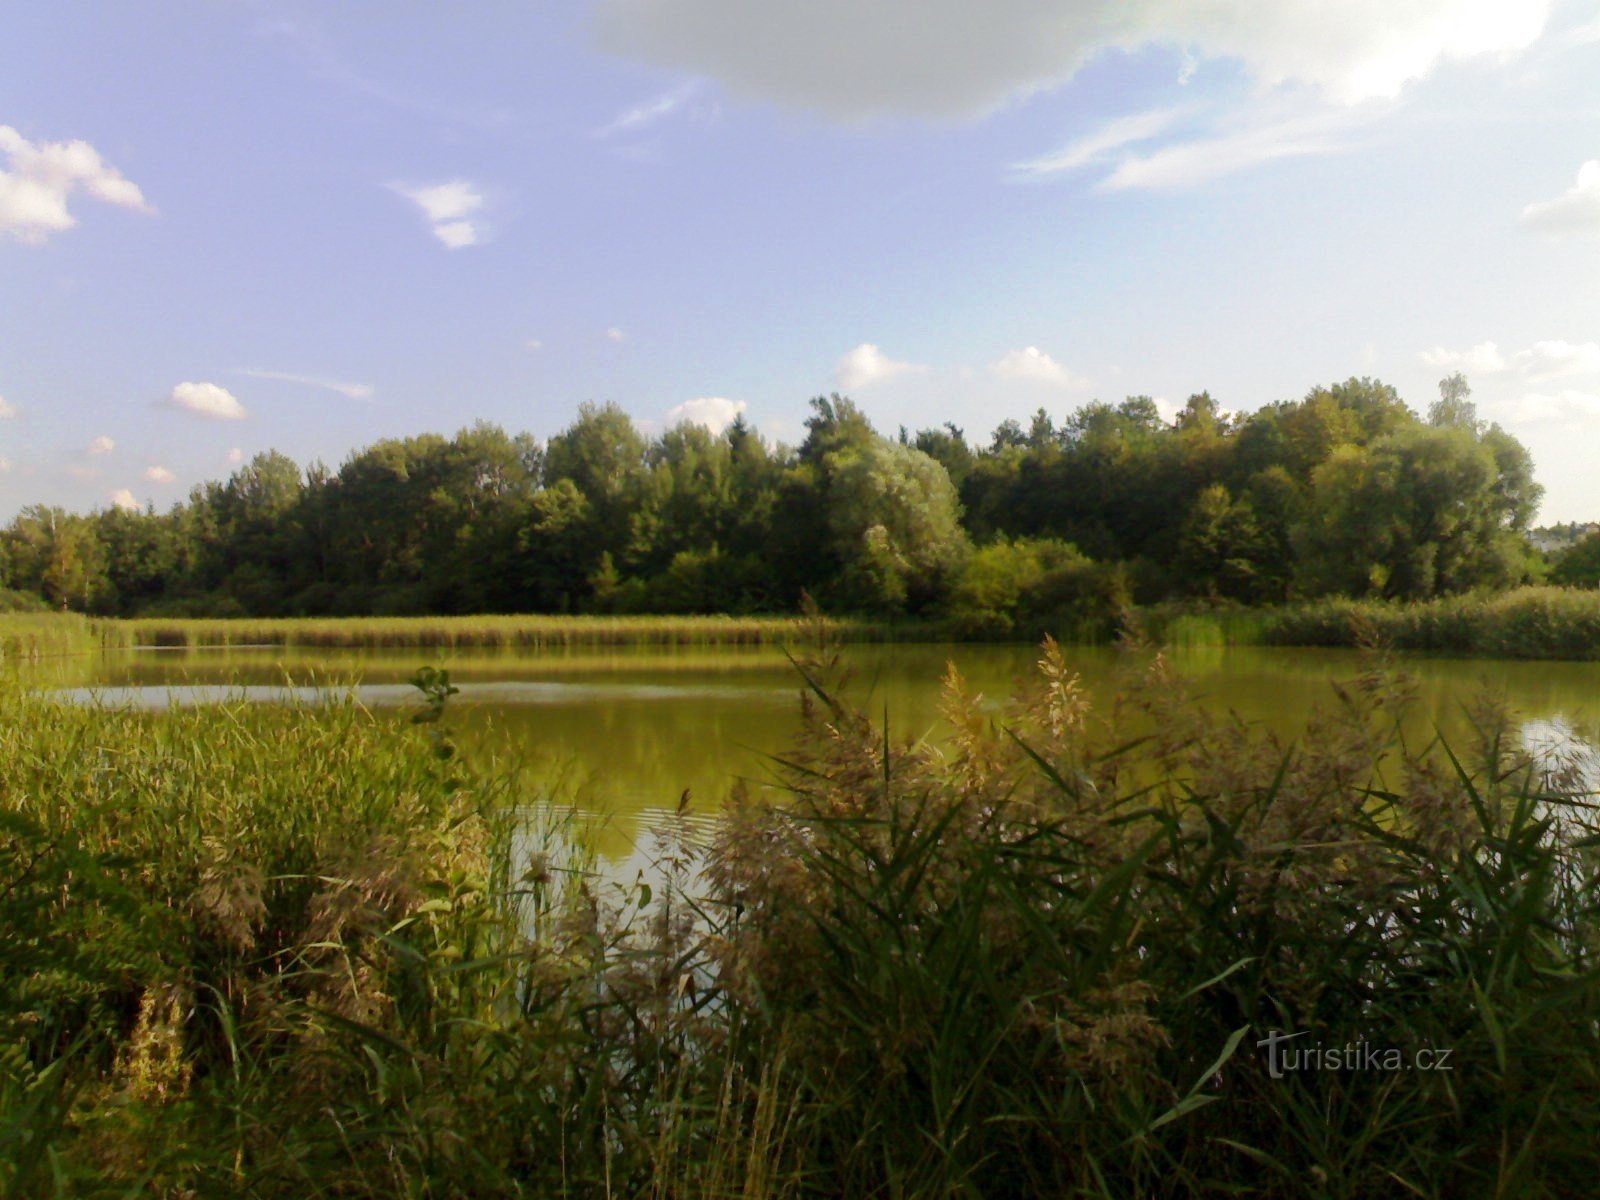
left=48, top=641, right=1600, bottom=858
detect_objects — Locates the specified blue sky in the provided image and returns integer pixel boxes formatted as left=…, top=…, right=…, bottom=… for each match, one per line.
left=2, top=0, right=1598, bottom=520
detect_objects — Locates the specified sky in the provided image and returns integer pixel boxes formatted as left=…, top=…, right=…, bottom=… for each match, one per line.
left=2, top=0, right=1598, bottom=522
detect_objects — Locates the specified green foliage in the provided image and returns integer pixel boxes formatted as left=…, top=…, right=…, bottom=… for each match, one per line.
left=0, top=374, right=1555, bottom=623
left=942, top=537, right=1125, bottom=640
left=1551, top=531, right=1600, bottom=587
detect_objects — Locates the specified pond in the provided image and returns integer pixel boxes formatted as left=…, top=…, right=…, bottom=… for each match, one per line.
left=44, top=640, right=1600, bottom=860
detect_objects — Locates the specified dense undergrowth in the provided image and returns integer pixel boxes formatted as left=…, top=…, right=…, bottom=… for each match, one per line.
left=4, top=632, right=1600, bottom=1196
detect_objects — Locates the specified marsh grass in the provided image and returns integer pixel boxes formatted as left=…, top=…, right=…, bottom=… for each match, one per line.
left=1257, top=586, right=1600, bottom=659
left=0, top=612, right=108, bottom=663
left=114, top=613, right=932, bottom=651
left=5, top=636, right=1600, bottom=1196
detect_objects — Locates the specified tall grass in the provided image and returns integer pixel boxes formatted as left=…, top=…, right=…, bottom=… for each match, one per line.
left=6, top=643, right=1600, bottom=1195
left=113, top=612, right=933, bottom=649
left=1259, top=585, right=1600, bottom=659
left=0, top=611, right=108, bottom=663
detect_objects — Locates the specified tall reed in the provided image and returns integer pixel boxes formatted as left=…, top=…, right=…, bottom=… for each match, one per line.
left=5, top=641, right=1600, bottom=1196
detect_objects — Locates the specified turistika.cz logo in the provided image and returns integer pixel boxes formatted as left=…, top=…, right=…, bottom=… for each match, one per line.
left=1256, top=1030, right=1455, bottom=1079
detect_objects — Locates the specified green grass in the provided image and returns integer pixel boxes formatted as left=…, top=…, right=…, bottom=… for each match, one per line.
left=7, top=644, right=1600, bottom=1196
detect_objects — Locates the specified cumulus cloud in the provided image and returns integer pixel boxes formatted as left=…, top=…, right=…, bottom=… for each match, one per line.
left=593, top=0, right=1549, bottom=122
left=390, top=180, right=485, bottom=248
left=168, top=381, right=248, bottom=420
left=144, top=465, right=176, bottom=483
left=1520, top=161, right=1600, bottom=238
left=0, top=396, right=15, bottom=419
left=1421, top=340, right=1508, bottom=374
left=666, top=395, right=747, bottom=431
left=0, top=124, right=154, bottom=244
left=1420, top=337, right=1600, bottom=434
left=227, top=447, right=244, bottom=465
left=232, top=368, right=374, bottom=400
left=524, top=337, right=543, bottom=351
left=990, top=346, right=1080, bottom=387
left=606, top=327, right=627, bottom=342
left=1497, top=389, right=1600, bottom=425
left=833, top=343, right=928, bottom=390
left=108, top=488, right=141, bottom=512
left=87, top=435, right=115, bottom=456
left=0, top=457, right=10, bottom=473
left=1420, top=339, right=1600, bottom=382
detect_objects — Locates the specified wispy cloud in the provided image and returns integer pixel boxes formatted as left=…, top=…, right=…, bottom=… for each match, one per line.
left=87, top=435, right=114, bottom=456
left=0, top=396, right=16, bottom=419
left=606, top=327, right=626, bottom=343
left=1010, top=107, right=1184, bottom=178
left=257, top=18, right=513, bottom=128
left=1100, top=106, right=1371, bottom=191
left=0, top=124, right=153, bottom=244
left=598, top=80, right=702, bottom=137
left=390, top=180, right=487, bottom=249
left=232, top=368, right=374, bottom=400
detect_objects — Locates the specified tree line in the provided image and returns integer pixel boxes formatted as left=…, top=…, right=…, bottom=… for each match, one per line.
left=0, top=373, right=1550, bottom=636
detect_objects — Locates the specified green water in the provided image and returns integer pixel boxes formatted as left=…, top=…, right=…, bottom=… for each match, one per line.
left=47, top=640, right=1600, bottom=856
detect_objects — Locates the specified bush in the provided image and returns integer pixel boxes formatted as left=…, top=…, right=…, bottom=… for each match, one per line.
left=942, top=537, right=1127, bottom=641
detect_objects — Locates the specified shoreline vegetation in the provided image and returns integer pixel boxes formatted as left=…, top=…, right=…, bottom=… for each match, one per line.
left=5, top=583, right=1600, bottom=663
left=5, top=643, right=1600, bottom=1195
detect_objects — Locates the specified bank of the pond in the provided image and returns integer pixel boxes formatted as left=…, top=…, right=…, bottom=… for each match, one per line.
left=6, top=651, right=1600, bottom=1197
left=6, top=584, right=1600, bottom=664
left=1144, top=586, right=1600, bottom=660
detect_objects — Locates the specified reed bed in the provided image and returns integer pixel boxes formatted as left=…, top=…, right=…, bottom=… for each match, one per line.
left=1259, top=585, right=1600, bottom=659
left=113, top=612, right=932, bottom=650
left=6, top=644, right=1600, bottom=1196
left=0, top=611, right=109, bottom=663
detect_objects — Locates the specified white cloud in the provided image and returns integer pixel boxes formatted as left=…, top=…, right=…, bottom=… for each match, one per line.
left=1520, top=161, right=1600, bottom=238
left=390, top=180, right=485, bottom=248
left=1100, top=105, right=1366, bottom=190
left=108, top=488, right=141, bottom=512
left=1495, top=389, right=1600, bottom=425
left=87, top=435, right=115, bottom=456
left=524, top=337, right=543, bottom=351
left=606, top=326, right=627, bottom=342
left=990, top=345, right=1080, bottom=387
left=1011, top=108, right=1183, bottom=177
left=666, top=395, right=746, bottom=431
left=1420, top=339, right=1600, bottom=382
left=0, top=457, right=9, bottom=473
left=598, top=80, right=702, bottom=136
left=833, top=343, right=928, bottom=390
left=0, top=396, right=15, bottom=419
left=168, top=381, right=248, bottom=420
left=1421, top=340, right=1508, bottom=373
left=0, top=124, right=154, bottom=244
left=232, top=368, right=374, bottom=400
left=144, top=465, right=176, bottom=483
left=227, top=447, right=244, bottom=464
left=593, top=0, right=1549, bottom=122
